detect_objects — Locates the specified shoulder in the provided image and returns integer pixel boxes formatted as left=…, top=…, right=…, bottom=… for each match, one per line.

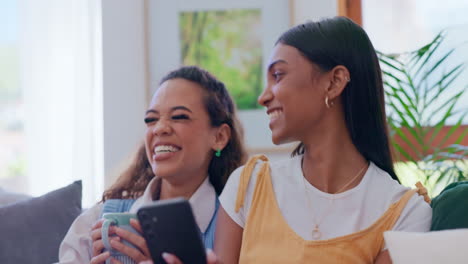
left=269, top=155, right=300, bottom=171
left=61, top=203, right=103, bottom=243
left=375, top=165, right=430, bottom=209
left=392, top=189, right=432, bottom=232
left=221, top=155, right=298, bottom=199
left=73, top=203, right=104, bottom=229
left=267, top=155, right=302, bottom=182
left=368, top=163, right=432, bottom=231
left=219, top=155, right=298, bottom=227
left=367, top=163, right=413, bottom=205
left=59, top=203, right=104, bottom=260
left=61, top=202, right=104, bottom=239
left=219, top=158, right=263, bottom=204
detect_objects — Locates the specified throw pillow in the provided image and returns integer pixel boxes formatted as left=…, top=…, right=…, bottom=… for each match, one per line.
left=0, top=180, right=82, bottom=264
left=431, top=181, right=468, bottom=231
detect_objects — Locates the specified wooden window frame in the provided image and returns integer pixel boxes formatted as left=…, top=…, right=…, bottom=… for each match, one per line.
left=337, top=0, right=362, bottom=25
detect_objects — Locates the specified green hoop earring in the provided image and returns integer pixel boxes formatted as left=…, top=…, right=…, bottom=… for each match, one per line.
left=215, top=149, right=222, bottom=157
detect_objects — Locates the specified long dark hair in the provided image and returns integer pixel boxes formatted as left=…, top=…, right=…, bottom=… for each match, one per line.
left=278, top=17, right=398, bottom=181
left=102, top=144, right=153, bottom=201
left=102, top=66, right=247, bottom=201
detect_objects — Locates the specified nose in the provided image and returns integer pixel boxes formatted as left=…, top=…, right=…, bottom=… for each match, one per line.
left=152, top=119, right=172, bottom=136
left=258, top=85, right=273, bottom=107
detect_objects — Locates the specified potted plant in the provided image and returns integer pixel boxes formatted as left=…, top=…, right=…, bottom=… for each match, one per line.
left=379, top=32, right=468, bottom=196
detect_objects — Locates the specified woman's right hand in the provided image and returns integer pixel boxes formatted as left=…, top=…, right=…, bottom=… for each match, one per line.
left=90, top=219, right=119, bottom=264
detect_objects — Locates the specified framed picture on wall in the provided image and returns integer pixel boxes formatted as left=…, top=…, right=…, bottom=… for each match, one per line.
left=147, top=0, right=293, bottom=152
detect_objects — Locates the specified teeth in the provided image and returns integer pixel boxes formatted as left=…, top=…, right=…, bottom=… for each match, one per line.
left=268, top=110, right=282, bottom=119
left=154, top=145, right=180, bottom=153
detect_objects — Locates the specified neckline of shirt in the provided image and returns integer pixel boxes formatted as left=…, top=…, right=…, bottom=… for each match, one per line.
left=130, top=176, right=216, bottom=232
left=293, top=155, right=375, bottom=200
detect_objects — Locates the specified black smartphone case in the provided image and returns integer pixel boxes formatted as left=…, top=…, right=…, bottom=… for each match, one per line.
left=137, top=198, right=207, bottom=264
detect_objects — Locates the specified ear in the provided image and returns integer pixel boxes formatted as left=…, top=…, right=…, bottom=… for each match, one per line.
left=212, top=123, right=231, bottom=151
left=325, top=65, right=351, bottom=100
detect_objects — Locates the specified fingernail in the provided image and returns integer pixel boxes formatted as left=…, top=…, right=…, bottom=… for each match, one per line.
left=162, top=252, right=172, bottom=262
left=206, top=249, right=217, bottom=262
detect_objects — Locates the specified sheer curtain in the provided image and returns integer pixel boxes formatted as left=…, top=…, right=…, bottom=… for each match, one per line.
left=19, top=0, right=103, bottom=207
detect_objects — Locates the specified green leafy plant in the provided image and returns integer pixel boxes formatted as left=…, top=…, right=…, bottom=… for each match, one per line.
left=378, top=32, right=468, bottom=195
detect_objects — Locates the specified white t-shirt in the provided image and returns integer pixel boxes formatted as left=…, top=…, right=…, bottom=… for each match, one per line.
left=220, top=155, right=432, bottom=242
left=59, top=177, right=216, bottom=264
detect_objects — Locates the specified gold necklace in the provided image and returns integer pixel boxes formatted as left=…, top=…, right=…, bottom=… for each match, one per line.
left=302, top=162, right=368, bottom=240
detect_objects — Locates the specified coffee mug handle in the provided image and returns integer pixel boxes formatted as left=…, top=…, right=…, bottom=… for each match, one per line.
left=101, top=218, right=115, bottom=251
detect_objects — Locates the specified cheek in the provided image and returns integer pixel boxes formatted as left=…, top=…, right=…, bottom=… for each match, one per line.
left=176, top=124, right=211, bottom=145
left=273, top=75, right=308, bottom=98
left=144, top=129, right=153, bottom=159
left=144, top=128, right=152, bottom=144
left=185, top=126, right=216, bottom=151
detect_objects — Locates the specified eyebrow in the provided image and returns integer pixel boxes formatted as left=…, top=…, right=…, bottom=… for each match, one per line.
left=145, top=105, right=193, bottom=115
left=267, top=59, right=288, bottom=72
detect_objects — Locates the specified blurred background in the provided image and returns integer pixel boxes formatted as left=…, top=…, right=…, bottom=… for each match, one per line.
left=0, top=0, right=467, bottom=207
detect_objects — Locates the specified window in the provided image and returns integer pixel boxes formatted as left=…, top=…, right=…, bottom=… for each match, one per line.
left=360, top=0, right=468, bottom=134
left=0, top=0, right=103, bottom=207
left=0, top=0, right=26, bottom=193
left=361, top=0, right=468, bottom=193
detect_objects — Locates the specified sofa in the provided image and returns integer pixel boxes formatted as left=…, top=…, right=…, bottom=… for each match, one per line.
left=0, top=181, right=82, bottom=264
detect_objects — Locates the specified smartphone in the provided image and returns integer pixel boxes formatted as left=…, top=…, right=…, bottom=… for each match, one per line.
left=137, top=198, right=207, bottom=264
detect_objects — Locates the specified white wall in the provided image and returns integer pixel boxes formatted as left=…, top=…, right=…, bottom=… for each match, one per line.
left=247, top=0, right=338, bottom=162
left=292, top=0, right=337, bottom=25
left=100, top=0, right=337, bottom=185
left=101, top=0, right=148, bottom=186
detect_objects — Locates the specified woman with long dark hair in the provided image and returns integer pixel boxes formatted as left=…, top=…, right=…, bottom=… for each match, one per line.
left=216, top=16, right=432, bottom=264
left=162, top=17, right=432, bottom=264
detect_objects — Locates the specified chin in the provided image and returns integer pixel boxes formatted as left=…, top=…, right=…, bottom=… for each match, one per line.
left=271, top=131, right=296, bottom=146
left=271, top=133, right=286, bottom=145
left=271, top=137, right=282, bottom=145
left=151, top=165, right=176, bottom=179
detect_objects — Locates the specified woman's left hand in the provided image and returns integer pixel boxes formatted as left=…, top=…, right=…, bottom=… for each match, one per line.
left=109, top=219, right=152, bottom=263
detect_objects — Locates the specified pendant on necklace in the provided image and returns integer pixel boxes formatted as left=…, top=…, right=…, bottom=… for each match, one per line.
left=312, top=225, right=322, bottom=240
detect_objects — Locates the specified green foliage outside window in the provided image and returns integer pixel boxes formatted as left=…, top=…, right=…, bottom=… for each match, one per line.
left=379, top=32, right=468, bottom=196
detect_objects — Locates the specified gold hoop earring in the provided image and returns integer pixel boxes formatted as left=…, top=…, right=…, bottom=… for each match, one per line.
left=325, top=96, right=334, bottom=108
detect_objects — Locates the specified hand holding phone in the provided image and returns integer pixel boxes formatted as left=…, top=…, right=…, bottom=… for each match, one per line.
left=137, top=198, right=207, bottom=264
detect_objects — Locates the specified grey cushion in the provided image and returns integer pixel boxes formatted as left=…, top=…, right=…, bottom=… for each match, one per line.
left=0, top=180, right=82, bottom=264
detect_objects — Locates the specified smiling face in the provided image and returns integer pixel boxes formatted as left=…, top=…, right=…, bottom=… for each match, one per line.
left=144, top=78, right=218, bottom=183
left=258, top=44, right=332, bottom=145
